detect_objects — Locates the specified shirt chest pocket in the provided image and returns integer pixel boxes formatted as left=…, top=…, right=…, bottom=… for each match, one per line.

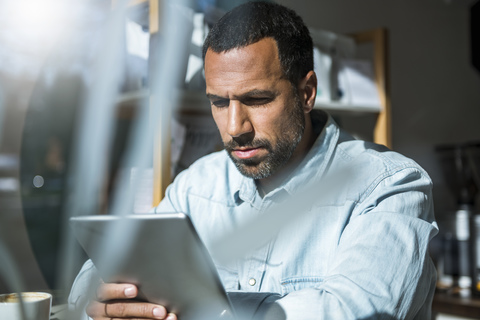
left=280, top=276, right=324, bottom=295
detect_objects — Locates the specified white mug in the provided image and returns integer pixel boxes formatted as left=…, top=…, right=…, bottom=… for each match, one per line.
left=0, top=292, right=52, bottom=320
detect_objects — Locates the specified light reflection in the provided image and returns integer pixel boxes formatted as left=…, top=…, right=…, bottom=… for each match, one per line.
left=3, top=0, right=65, bottom=31
left=32, top=175, right=44, bottom=188
left=0, top=0, right=68, bottom=52
left=0, top=0, right=104, bottom=79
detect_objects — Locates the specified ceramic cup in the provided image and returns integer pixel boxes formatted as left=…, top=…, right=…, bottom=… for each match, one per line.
left=0, top=292, right=52, bottom=320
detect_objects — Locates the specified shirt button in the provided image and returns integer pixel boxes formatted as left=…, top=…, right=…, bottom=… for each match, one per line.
left=248, top=278, right=256, bottom=286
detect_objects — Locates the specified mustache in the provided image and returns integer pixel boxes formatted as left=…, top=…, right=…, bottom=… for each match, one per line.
left=224, top=137, right=272, bottom=151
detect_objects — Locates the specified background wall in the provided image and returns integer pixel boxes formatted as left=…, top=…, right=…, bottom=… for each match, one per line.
left=277, top=0, right=480, bottom=230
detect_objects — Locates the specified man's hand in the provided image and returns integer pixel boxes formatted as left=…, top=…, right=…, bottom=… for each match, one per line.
left=86, top=283, right=177, bottom=320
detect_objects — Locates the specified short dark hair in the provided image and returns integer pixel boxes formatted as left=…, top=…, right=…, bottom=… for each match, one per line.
left=202, top=1, right=313, bottom=85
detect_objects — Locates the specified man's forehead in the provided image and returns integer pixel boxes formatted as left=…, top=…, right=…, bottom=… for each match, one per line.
left=204, top=38, right=285, bottom=97
left=204, top=38, right=281, bottom=74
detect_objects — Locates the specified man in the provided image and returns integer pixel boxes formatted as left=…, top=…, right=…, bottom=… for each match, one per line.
left=69, top=2, right=438, bottom=319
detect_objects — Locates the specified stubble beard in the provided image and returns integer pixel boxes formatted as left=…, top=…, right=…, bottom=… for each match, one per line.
left=224, top=95, right=305, bottom=180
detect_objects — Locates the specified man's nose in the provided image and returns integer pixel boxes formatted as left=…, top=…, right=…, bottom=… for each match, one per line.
left=227, top=101, right=253, bottom=137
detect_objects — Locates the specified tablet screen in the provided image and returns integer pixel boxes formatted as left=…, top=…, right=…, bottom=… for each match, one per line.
left=70, top=213, right=234, bottom=320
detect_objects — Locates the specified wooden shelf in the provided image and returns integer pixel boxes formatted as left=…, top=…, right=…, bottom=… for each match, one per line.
left=174, top=90, right=210, bottom=115
left=117, top=89, right=149, bottom=105
left=314, top=101, right=381, bottom=114
left=351, top=28, right=391, bottom=149
left=116, top=89, right=210, bottom=114
left=433, top=291, right=480, bottom=319
left=310, top=27, right=390, bottom=148
left=113, top=0, right=160, bottom=33
left=115, top=89, right=149, bottom=119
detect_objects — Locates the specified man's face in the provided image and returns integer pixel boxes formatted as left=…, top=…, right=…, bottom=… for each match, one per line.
left=205, top=38, right=306, bottom=179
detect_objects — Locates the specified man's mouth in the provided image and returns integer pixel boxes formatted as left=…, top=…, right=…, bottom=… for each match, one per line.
left=232, top=147, right=262, bottom=159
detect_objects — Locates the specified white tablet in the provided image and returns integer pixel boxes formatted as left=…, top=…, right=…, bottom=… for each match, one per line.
left=69, top=213, right=235, bottom=320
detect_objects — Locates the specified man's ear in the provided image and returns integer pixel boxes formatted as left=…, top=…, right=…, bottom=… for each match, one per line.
left=298, top=70, right=317, bottom=113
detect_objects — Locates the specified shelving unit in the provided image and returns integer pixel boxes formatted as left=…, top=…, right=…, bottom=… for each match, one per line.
left=351, top=28, right=391, bottom=149
left=312, top=28, right=391, bottom=149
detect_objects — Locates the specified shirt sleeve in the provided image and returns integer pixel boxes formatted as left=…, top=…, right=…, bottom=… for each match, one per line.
left=67, top=259, right=99, bottom=320
left=270, top=167, right=438, bottom=320
left=153, top=169, right=189, bottom=214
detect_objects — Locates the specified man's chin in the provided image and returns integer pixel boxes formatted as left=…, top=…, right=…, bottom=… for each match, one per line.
left=235, top=165, right=267, bottom=179
left=230, top=157, right=262, bottom=178
left=233, top=157, right=261, bottom=167
left=227, top=150, right=274, bottom=179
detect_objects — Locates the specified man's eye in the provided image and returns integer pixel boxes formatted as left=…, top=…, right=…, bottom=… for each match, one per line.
left=243, top=97, right=273, bottom=106
left=211, top=100, right=229, bottom=108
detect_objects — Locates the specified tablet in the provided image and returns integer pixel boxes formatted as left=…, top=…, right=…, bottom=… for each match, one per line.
left=69, top=213, right=235, bottom=320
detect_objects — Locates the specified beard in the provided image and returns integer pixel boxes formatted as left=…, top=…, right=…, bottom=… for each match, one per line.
left=224, top=94, right=305, bottom=180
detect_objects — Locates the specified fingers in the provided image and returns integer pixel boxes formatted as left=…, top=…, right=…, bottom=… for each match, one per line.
left=87, top=299, right=172, bottom=319
left=166, top=313, right=177, bottom=320
left=87, top=283, right=178, bottom=319
left=96, top=283, right=138, bottom=301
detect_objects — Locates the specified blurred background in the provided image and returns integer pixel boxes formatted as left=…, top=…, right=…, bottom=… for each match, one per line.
left=0, top=0, right=479, bottom=318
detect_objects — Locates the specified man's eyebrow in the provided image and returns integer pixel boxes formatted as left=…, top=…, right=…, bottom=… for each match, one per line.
left=206, top=93, right=226, bottom=101
left=236, top=89, right=278, bottom=100
left=206, top=90, right=278, bottom=101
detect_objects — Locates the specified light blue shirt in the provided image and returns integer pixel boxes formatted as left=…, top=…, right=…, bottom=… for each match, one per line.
left=69, top=111, right=438, bottom=319
left=154, top=111, right=438, bottom=319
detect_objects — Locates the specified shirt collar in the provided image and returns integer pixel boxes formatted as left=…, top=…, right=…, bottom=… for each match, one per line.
left=237, top=174, right=257, bottom=205
left=282, top=111, right=340, bottom=195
